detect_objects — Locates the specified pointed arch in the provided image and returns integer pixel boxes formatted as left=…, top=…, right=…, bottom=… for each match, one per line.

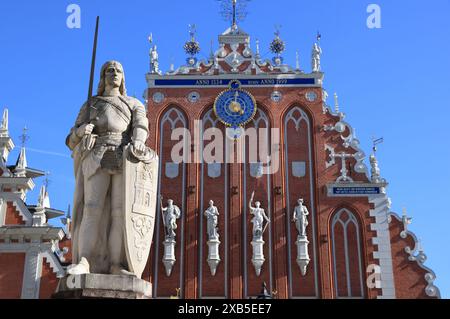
left=242, top=107, right=274, bottom=297
left=153, top=106, right=188, bottom=298
left=330, top=208, right=365, bottom=298
left=283, top=105, right=319, bottom=298
left=198, top=107, right=229, bottom=298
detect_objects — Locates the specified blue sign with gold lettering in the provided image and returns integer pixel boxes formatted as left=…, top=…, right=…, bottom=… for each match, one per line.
left=213, top=80, right=257, bottom=128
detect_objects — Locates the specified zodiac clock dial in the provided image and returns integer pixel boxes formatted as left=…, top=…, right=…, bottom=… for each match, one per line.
left=213, top=80, right=257, bottom=128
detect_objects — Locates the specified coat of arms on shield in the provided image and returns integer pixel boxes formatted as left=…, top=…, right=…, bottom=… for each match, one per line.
left=123, top=145, right=159, bottom=279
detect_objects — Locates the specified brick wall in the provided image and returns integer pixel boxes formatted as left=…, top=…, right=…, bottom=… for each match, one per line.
left=0, top=253, right=26, bottom=298
left=144, top=85, right=390, bottom=299
left=389, top=216, right=435, bottom=299
left=39, top=258, right=59, bottom=299
left=4, top=202, right=25, bottom=225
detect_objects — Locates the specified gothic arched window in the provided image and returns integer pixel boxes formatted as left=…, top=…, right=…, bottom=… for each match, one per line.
left=331, top=208, right=365, bottom=298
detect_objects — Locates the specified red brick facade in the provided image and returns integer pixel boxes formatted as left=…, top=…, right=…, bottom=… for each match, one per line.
left=4, top=202, right=25, bottom=226
left=0, top=253, right=25, bottom=298
left=141, top=82, right=408, bottom=299
left=39, top=258, right=59, bottom=299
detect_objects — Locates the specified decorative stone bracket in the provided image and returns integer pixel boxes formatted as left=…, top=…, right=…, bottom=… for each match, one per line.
left=296, top=235, right=310, bottom=276
left=162, top=238, right=176, bottom=277
left=251, top=239, right=265, bottom=277
left=206, top=238, right=221, bottom=276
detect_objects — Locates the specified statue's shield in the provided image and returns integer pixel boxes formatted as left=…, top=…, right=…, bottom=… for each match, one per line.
left=123, top=145, right=159, bottom=279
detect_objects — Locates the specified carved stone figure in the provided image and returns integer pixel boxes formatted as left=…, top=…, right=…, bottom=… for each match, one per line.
left=249, top=192, right=270, bottom=241
left=66, top=61, right=158, bottom=278
left=150, top=45, right=160, bottom=74
left=311, top=43, right=322, bottom=73
left=160, top=197, right=181, bottom=239
left=204, top=200, right=219, bottom=240
left=293, top=199, right=309, bottom=237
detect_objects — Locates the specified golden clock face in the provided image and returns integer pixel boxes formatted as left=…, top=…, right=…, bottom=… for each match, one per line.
left=213, top=80, right=257, bottom=128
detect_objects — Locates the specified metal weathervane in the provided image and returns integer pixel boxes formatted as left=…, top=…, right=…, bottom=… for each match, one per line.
left=372, top=136, right=384, bottom=154
left=217, top=0, right=251, bottom=28
left=19, top=126, right=30, bottom=148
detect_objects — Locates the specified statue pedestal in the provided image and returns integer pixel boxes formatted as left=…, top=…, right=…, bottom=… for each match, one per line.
left=296, top=235, right=310, bottom=276
left=52, top=274, right=152, bottom=299
left=162, top=238, right=176, bottom=277
left=207, top=238, right=221, bottom=276
left=251, top=239, right=266, bottom=277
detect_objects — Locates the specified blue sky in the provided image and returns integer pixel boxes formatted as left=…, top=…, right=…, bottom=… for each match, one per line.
left=0, top=0, right=449, bottom=297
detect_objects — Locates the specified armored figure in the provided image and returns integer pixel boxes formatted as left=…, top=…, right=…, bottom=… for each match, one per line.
left=311, top=43, right=322, bottom=73
left=160, top=198, right=181, bottom=239
left=249, top=192, right=270, bottom=240
left=293, top=199, right=309, bottom=237
left=66, top=61, right=155, bottom=276
left=204, top=200, right=219, bottom=240
left=150, top=45, right=160, bottom=74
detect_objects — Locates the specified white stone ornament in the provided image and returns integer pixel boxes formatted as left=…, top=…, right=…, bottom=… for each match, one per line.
left=305, top=91, right=317, bottom=102
left=204, top=200, right=221, bottom=276
left=188, top=91, right=201, bottom=103
left=163, top=238, right=176, bottom=277
left=292, top=199, right=310, bottom=276
left=249, top=192, right=270, bottom=276
left=153, top=92, right=165, bottom=104
left=160, top=198, right=182, bottom=277
left=271, top=91, right=283, bottom=103
left=311, top=42, right=322, bottom=73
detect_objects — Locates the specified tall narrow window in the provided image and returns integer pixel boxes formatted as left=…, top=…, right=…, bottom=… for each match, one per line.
left=331, top=208, right=365, bottom=298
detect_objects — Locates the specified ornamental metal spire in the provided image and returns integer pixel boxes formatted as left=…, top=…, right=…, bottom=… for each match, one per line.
left=218, top=0, right=250, bottom=30
left=184, top=24, right=201, bottom=66
left=269, top=25, right=286, bottom=65
left=372, top=136, right=384, bottom=155
left=19, top=126, right=29, bottom=148
left=334, top=93, right=339, bottom=113
left=15, top=126, right=29, bottom=177
left=232, top=0, right=237, bottom=29
left=0, top=109, right=8, bottom=136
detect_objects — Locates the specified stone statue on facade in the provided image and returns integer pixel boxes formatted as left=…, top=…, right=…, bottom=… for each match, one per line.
left=150, top=45, right=160, bottom=75
left=293, top=198, right=311, bottom=276
left=204, top=200, right=219, bottom=240
left=160, top=197, right=181, bottom=239
left=249, top=192, right=270, bottom=241
left=311, top=43, right=322, bottom=73
left=293, top=198, right=309, bottom=238
left=65, top=61, right=158, bottom=279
